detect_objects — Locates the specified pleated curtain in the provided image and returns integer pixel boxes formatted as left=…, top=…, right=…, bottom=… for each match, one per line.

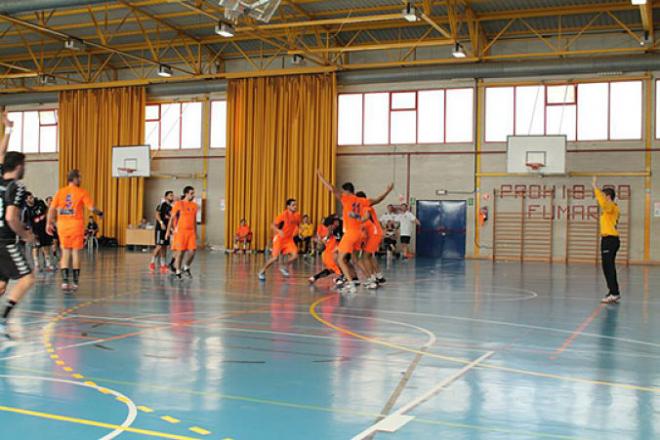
left=58, top=87, right=145, bottom=245
left=225, top=74, right=337, bottom=250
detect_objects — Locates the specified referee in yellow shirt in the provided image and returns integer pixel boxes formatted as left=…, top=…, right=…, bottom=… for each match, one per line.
left=592, top=176, right=621, bottom=304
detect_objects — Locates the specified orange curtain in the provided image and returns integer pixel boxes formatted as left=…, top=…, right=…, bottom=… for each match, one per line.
left=58, top=87, right=145, bottom=245
left=225, top=74, right=337, bottom=250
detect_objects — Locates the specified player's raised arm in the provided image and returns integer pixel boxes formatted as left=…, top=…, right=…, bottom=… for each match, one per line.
left=1, top=111, right=14, bottom=164
left=368, top=183, right=394, bottom=206
left=316, top=169, right=341, bottom=201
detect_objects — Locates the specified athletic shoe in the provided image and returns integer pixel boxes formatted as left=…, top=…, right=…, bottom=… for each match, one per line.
left=46, top=265, right=54, bottom=272
left=61, top=283, right=71, bottom=291
left=376, top=276, right=386, bottom=284
left=169, top=261, right=176, bottom=274
left=335, top=276, right=346, bottom=288
left=601, top=294, right=621, bottom=304
left=160, top=264, right=169, bottom=273
left=175, top=272, right=183, bottom=280
left=183, top=268, right=192, bottom=278
left=258, top=271, right=266, bottom=281
left=149, top=262, right=156, bottom=273
left=365, top=281, right=379, bottom=290
left=70, top=283, right=79, bottom=291
left=308, top=276, right=316, bottom=284
left=340, top=283, right=357, bottom=295
left=279, top=267, right=290, bottom=277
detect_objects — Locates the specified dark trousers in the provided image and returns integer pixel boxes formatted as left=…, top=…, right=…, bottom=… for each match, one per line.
left=601, top=236, right=620, bottom=296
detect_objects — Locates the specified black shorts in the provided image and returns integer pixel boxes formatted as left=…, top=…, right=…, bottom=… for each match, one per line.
left=35, top=230, right=53, bottom=248
left=0, top=242, right=32, bottom=283
left=155, top=228, right=170, bottom=246
left=400, top=235, right=411, bottom=245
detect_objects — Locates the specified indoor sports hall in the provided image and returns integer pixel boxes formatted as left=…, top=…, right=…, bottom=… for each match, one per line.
left=0, top=1, right=659, bottom=439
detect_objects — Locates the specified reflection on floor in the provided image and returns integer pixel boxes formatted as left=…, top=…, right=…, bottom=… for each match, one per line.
left=1, top=249, right=658, bottom=439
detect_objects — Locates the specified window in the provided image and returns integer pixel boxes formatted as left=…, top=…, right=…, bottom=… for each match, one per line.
left=210, top=100, right=227, bottom=149
left=145, top=102, right=202, bottom=150
left=6, top=110, right=58, bottom=153
left=337, top=88, right=473, bottom=145
left=338, top=94, right=363, bottom=145
left=485, top=80, right=643, bottom=142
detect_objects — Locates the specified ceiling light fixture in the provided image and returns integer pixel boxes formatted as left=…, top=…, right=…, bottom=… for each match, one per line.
left=64, top=38, right=83, bottom=51
left=401, top=3, right=418, bottom=22
left=215, top=22, right=235, bottom=38
left=631, top=0, right=647, bottom=5
left=157, top=64, right=173, bottom=78
left=452, top=42, right=466, bottom=58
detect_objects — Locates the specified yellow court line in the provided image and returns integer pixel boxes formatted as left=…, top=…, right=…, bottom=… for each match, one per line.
left=309, top=295, right=660, bottom=394
left=0, top=405, right=201, bottom=440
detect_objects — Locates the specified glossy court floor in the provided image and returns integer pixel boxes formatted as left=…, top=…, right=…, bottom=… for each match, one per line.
left=0, top=249, right=658, bottom=440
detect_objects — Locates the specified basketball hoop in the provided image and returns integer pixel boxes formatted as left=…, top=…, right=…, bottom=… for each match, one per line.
left=117, top=167, right=137, bottom=177
left=526, top=162, right=545, bottom=173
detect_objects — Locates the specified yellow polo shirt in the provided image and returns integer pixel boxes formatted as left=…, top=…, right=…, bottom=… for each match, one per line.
left=594, top=188, right=620, bottom=237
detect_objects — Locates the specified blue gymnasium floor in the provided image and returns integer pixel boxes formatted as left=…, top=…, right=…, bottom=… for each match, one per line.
left=0, top=249, right=658, bottom=440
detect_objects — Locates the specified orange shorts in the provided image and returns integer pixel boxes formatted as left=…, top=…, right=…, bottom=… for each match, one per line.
left=338, top=229, right=363, bottom=254
left=172, top=230, right=197, bottom=251
left=322, top=251, right=341, bottom=275
left=364, top=233, right=383, bottom=254
left=272, top=235, right=297, bottom=257
left=59, top=232, right=84, bottom=250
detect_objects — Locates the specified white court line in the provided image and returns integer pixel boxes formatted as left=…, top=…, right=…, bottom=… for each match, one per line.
left=351, top=351, right=495, bottom=440
left=0, top=374, right=137, bottom=440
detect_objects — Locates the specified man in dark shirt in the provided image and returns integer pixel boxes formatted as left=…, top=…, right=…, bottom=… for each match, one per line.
left=0, top=150, right=37, bottom=340
left=23, top=192, right=54, bottom=271
left=149, top=190, right=174, bottom=273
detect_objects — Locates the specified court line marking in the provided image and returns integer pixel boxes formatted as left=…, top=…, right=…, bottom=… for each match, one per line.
left=0, top=364, right=581, bottom=440
left=309, top=295, right=660, bottom=393
left=352, top=351, right=495, bottom=440
left=0, top=374, right=137, bottom=440
left=550, top=304, right=605, bottom=360
left=0, top=405, right=201, bottom=440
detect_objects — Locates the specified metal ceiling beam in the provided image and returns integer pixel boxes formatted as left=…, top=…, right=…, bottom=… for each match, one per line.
left=0, top=0, right=108, bottom=14
left=0, top=11, right=196, bottom=76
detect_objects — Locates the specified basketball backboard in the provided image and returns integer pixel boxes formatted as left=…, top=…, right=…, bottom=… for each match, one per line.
left=112, top=145, right=151, bottom=178
left=507, top=135, right=566, bottom=175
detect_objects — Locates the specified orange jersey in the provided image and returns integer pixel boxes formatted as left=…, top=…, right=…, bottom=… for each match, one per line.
left=324, top=235, right=338, bottom=254
left=317, top=224, right=328, bottom=238
left=237, top=225, right=251, bottom=238
left=365, top=206, right=383, bottom=236
left=341, top=194, right=367, bottom=232
left=274, top=210, right=301, bottom=239
left=52, top=184, right=94, bottom=234
left=171, top=200, right=198, bottom=231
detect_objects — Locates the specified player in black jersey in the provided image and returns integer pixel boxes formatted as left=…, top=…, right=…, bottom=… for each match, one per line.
left=0, top=149, right=37, bottom=340
left=23, top=192, right=54, bottom=272
left=149, top=190, right=175, bottom=273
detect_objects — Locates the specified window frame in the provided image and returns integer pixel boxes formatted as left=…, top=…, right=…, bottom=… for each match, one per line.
left=337, top=87, right=474, bottom=146
left=209, top=99, right=227, bottom=149
left=144, top=101, right=203, bottom=150
left=656, top=79, right=660, bottom=140
left=6, top=108, right=59, bottom=154
left=484, top=79, right=644, bottom=143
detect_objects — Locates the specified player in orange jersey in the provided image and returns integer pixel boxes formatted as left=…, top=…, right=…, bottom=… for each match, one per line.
left=356, top=191, right=386, bottom=288
left=47, top=169, right=103, bottom=291
left=258, top=199, right=301, bottom=281
left=165, top=186, right=198, bottom=280
left=233, top=219, right=252, bottom=253
left=309, top=215, right=343, bottom=284
left=316, top=170, right=392, bottom=294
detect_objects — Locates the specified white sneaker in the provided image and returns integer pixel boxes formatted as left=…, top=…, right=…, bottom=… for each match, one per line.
left=279, top=267, right=290, bottom=277
left=341, top=283, right=357, bottom=295
left=308, top=276, right=316, bottom=284
left=601, top=294, right=621, bottom=304
left=365, top=282, right=379, bottom=290
left=258, top=271, right=266, bottom=281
